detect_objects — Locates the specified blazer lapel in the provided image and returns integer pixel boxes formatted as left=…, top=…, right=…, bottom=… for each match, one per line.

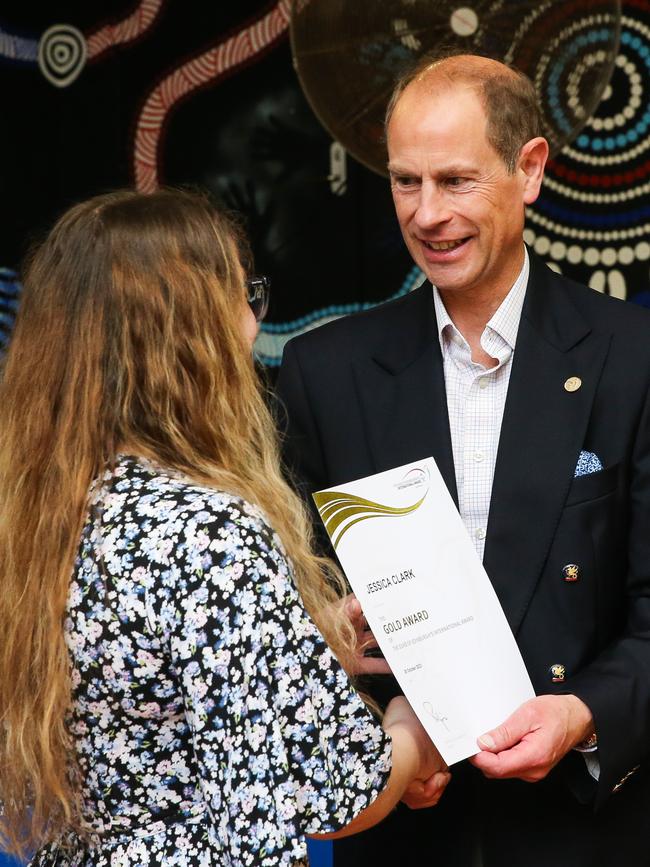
left=484, top=256, right=611, bottom=634
left=352, top=283, right=459, bottom=505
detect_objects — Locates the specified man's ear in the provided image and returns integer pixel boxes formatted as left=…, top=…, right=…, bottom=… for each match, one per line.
left=518, top=137, right=549, bottom=205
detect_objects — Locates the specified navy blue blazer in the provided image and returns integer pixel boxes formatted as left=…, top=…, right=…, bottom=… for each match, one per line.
left=277, top=250, right=650, bottom=864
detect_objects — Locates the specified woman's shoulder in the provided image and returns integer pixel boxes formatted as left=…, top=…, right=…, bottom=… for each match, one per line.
left=93, top=454, right=273, bottom=535
left=82, top=455, right=292, bottom=603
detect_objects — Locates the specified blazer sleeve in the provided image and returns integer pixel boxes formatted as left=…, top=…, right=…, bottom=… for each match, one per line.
left=276, top=338, right=332, bottom=553
left=568, top=383, right=650, bottom=807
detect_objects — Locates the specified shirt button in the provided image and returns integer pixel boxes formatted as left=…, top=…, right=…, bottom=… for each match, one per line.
left=478, top=377, right=489, bottom=389
left=452, top=334, right=463, bottom=347
left=475, top=528, right=486, bottom=540
left=473, top=450, right=485, bottom=463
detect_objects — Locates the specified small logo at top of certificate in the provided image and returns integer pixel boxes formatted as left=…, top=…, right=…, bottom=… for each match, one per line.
left=394, top=465, right=430, bottom=491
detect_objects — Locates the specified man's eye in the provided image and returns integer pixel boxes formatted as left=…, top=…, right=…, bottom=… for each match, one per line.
left=392, top=175, right=419, bottom=188
left=446, top=176, right=468, bottom=187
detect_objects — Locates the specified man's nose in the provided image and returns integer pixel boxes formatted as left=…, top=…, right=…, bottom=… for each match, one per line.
left=414, top=182, right=452, bottom=229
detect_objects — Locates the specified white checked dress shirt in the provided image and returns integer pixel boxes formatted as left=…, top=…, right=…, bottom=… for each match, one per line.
left=433, top=248, right=529, bottom=560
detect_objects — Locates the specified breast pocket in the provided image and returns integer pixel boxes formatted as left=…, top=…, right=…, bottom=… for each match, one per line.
left=564, top=461, right=621, bottom=507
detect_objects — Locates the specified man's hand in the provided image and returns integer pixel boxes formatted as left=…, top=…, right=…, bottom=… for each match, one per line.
left=342, top=594, right=392, bottom=675
left=470, top=694, right=594, bottom=782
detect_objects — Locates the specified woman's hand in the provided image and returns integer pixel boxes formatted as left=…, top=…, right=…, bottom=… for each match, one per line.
left=401, top=770, right=451, bottom=809
left=311, top=695, right=450, bottom=839
left=383, top=696, right=451, bottom=809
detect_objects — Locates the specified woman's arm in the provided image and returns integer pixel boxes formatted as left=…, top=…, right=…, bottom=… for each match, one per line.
left=161, top=498, right=449, bottom=854
left=312, top=696, right=450, bottom=839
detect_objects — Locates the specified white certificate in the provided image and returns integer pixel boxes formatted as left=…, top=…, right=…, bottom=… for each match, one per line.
left=313, top=457, right=534, bottom=765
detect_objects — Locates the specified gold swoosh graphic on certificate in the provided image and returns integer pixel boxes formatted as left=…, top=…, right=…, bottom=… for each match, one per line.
left=312, top=490, right=426, bottom=550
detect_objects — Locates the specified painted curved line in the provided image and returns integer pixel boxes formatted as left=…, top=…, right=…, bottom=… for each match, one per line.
left=133, top=0, right=292, bottom=193
left=254, top=266, right=425, bottom=367
left=87, top=0, right=165, bottom=60
left=0, top=0, right=164, bottom=66
left=0, top=25, right=38, bottom=62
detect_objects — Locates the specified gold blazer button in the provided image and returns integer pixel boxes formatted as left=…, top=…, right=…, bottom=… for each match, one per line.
left=564, top=376, right=582, bottom=392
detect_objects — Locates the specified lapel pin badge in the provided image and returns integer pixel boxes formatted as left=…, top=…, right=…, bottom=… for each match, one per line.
left=564, top=376, right=582, bottom=393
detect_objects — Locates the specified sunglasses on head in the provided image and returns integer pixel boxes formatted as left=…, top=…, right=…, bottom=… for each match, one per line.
left=246, top=275, right=270, bottom=323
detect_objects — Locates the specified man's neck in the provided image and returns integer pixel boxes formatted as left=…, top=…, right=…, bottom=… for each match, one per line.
left=440, top=292, right=502, bottom=367
left=437, top=252, right=526, bottom=368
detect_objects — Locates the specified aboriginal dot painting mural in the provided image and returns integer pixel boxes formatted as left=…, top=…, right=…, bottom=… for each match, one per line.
left=1, top=1, right=649, bottom=374
left=523, top=0, right=650, bottom=305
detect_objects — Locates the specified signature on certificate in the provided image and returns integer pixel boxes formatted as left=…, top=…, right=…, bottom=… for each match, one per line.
left=423, top=701, right=450, bottom=732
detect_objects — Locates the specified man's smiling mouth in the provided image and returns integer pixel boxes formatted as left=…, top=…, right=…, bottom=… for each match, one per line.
left=422, top=238, right=469, bottom=252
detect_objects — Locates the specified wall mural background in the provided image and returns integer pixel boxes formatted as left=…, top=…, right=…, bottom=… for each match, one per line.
left=0, top=1, right=649, bottom=864
left=1, top=1, right=649, bottom=369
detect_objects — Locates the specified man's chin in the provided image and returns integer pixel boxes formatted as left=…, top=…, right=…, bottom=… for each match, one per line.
left=420, top=266, right=474, bottom=294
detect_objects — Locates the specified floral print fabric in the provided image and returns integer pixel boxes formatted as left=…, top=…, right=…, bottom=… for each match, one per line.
left=30, top=456, right=391, bottom=866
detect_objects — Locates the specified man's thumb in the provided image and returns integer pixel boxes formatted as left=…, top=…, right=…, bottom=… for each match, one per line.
left=477, top=715, right=527, bottom=752
left=477, top=731, right=498, bottom=751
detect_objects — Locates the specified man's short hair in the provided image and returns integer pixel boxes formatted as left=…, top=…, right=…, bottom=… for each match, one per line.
left=385, top=51, right=544, bottom=173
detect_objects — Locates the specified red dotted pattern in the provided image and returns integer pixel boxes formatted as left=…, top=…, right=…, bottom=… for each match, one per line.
left=548, top=158, right=650, bottom=186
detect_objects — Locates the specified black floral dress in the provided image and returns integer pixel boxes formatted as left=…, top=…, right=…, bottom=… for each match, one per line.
left=30, top=457, right=391, bottom=867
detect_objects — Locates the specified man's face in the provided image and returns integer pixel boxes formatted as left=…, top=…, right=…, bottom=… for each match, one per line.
left=387, top=82, right=530, bottom=300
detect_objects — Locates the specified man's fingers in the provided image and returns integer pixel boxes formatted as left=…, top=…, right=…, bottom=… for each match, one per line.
left=470, top=739, right=549, bottom=781
left=472, top=695, right=587, bottom=783
left=477, top=704, right=535, bottom=752
left=477, top=721, right=525, bottom=752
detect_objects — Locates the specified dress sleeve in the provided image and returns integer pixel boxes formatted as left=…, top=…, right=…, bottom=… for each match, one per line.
left=155, top=495, right=392, bottom=865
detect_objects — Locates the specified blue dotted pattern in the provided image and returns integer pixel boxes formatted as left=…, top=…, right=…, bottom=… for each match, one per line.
left=256, top=265, right=425, bottom=367
left=260, top=264, right=424, bottom=336
left=547, top=28, right=618, bottom=135
left=0, top=23, right=38, bottom=63
left=0, top=260, right=422, bottom=369
left=575, top=28, right=650, bottom=152
left=533, top=198, right=650, bottom=225
left=0, top=268, right=21, bottom=353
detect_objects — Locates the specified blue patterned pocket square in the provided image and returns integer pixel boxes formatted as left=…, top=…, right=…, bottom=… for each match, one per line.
left=574, top=450, right=603, bottom=477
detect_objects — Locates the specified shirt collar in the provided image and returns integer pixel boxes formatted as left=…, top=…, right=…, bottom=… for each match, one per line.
left=433, top=246, right=529, bottom=353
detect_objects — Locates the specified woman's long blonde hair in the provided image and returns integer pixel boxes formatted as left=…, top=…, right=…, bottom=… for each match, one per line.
left=0, top=189, right=354, bottom=858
